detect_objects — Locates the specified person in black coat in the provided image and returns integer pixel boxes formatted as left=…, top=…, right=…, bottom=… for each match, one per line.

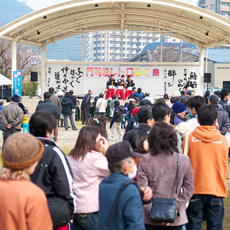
left=81, top=89, right=93, bottom=125
left=29, top=111, right=77, bottom=228
left=36, top=92, right=61, bottom=142
left=61, top=92, right=78, bottom=130
left=209, top=94, right=230, bottom=135
left=36, top=92, right=61, bottom=119
left=109, top=101, right=124, bottom=140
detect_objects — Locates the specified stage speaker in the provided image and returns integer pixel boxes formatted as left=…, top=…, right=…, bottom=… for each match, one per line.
left=204, top=73, right=211, bottom=83
left=223, top=81, right=230, bottom=91
left=31, top=72, right=38, bottom=82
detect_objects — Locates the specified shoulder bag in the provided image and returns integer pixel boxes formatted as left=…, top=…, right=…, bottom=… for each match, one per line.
left=95, top=99, right=103, bottom=113
left=150, top=152, right=179, bottom=223
left=103, top=180, right=138, bottom=230
left=36, top=144, right=71, bottom=229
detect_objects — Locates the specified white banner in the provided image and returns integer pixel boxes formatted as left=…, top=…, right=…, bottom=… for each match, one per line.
left=46, top=64, right=84, bottom=94
left=46, top=64, right=201, bottom=97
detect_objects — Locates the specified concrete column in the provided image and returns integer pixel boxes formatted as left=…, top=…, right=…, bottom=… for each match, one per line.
left=160, top=34, right=163, bottom=62
left=82, top=34, right=84, bottom=61
left=41, top=46, right=46, bottom=97
left=205, top=49, right=208, bottom=73
left=121, top=31, right=124, bottom=61
left=199, top=47, right=204, bottom=96
left=11, top=40, right=17, bottom=96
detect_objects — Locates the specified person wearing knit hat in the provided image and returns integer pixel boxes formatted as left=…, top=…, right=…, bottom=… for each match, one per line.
left=175, top=122, right=193, bottom=140
left=11, top=94, right=19, bottom=102
left=0, top=133, right=52, bottom=230
left=172, top=101, right=186, bottom=125
left=0, top=94, right=23, bottom=147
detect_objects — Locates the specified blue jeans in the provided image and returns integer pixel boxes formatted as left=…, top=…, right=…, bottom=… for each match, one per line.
left=72, top=212, right=98, bottom=230
left=186, top=195, right=224, bottom=230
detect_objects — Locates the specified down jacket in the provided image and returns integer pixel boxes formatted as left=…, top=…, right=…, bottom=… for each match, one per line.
left=61, top=97, right=74, bottom=115
left=112, top=105, right=124, bottom=122
left=0, top=101, right=23, bottom=130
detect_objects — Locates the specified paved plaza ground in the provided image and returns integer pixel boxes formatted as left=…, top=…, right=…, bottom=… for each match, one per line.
left=0, top=98, right=230, bottom=229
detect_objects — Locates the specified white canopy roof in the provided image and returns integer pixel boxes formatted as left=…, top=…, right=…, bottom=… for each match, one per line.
left=0, top=0, right=230, bottom=48
left=0, top=74, right=12, bottom=85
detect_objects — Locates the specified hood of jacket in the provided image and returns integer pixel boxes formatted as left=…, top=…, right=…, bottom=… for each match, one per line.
left=115, top=105, right=124, bottom=111
left=134, top=113, right=139, bottom=122
left=192, top=126, right=222, bottom=143
left=61, top=97, right=72, bottom=105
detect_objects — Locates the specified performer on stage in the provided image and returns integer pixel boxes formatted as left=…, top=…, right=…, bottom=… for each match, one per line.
left=184, top=77, right=195, bottom=95
left=116, top=75, right=126, bottom=100
left=105, top=74, right=117, bottom=99
left=125, top=75, right=135, bottom=99
left=185, top=77, right=194, bottom=90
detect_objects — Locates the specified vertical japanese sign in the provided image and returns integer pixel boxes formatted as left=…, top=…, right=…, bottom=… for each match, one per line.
left=47, top=65, right=84, bottom=94
left=13, top=71, right=22, bottom=96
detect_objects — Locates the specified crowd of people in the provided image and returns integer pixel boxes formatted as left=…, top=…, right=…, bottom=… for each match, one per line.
left=0, top=86, right=229, bottom=230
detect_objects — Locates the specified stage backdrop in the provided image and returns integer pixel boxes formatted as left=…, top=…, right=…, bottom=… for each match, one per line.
left=46, top=64, right=85, bottom=95
left=46, top=64, right=201, bottom=97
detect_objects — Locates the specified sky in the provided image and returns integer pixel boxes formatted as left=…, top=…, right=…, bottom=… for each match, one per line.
left=25, top=0, right=198, bottom=11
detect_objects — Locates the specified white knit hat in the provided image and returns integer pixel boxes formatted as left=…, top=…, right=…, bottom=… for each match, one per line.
left=175, top=122, right=193, bottom=140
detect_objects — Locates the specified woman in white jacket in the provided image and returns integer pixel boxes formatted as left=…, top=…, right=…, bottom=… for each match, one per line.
left=96, top=93, right=107, bottom=117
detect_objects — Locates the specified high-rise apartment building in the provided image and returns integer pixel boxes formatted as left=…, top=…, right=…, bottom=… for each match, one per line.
left=198, top=0, right=230, bottom=19
left=87, top=30, right=180, bottom=62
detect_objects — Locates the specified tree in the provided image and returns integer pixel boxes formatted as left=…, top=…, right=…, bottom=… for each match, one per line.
left=0, top=39, right=38, bottom=80
left=22, top=81, right=38, bottom=97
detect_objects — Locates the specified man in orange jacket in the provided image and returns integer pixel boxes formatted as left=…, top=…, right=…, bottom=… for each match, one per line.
left=182, top=105, right=228, bottom=230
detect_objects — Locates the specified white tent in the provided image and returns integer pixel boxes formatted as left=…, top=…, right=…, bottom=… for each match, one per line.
left=0, top=74, right=12, bottom=99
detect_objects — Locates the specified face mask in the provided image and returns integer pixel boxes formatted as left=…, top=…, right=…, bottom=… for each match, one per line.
left=126, top=164, right=137, bottom=179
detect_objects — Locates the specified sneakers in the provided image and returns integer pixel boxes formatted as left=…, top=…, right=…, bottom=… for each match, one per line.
left=108, top=137, right=115, bottom=140
left=72, top=128, right=78, bottom=131
left=115, top=138, right=122, bottom=141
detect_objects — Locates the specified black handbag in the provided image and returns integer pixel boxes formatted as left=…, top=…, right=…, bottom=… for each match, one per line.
left=150, top=152, right=179, bottom=223
left=36, top=144, right=71, bottom=229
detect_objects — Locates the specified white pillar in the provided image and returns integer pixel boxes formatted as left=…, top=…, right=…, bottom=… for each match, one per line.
left=82, top=34, right=84, bottom=61
left=199, top=47, right=204, bottom=96
left=160, top=34, right=163, bottom=62
left=41, top=46, right=46, bottom=97
left=205, top=49, right=208, bottom=73
left=11, top=40, right=17, bottom=96
left=121, top=31, right=124, bottom=61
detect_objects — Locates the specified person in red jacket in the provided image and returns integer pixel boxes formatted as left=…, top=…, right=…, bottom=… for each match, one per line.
left=116, top=75, right=126, bottom=100
left=125, top=76, right=135, bottom=99
left=106, top=74, right=117, bottom=99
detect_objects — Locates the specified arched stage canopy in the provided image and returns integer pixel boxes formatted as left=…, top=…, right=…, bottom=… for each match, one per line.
left=0, top=0, right=230, bottom=49
left=1, top=0, right=230, bottom=95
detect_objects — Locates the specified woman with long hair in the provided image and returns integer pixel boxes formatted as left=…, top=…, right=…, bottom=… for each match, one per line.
left=67, top=126, right=110, bottom=230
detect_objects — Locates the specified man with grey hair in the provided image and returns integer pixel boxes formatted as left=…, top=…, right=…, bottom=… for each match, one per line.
left=98, top=141, right=152, bottom=230
left=209, top=94, right=230, bottom=135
